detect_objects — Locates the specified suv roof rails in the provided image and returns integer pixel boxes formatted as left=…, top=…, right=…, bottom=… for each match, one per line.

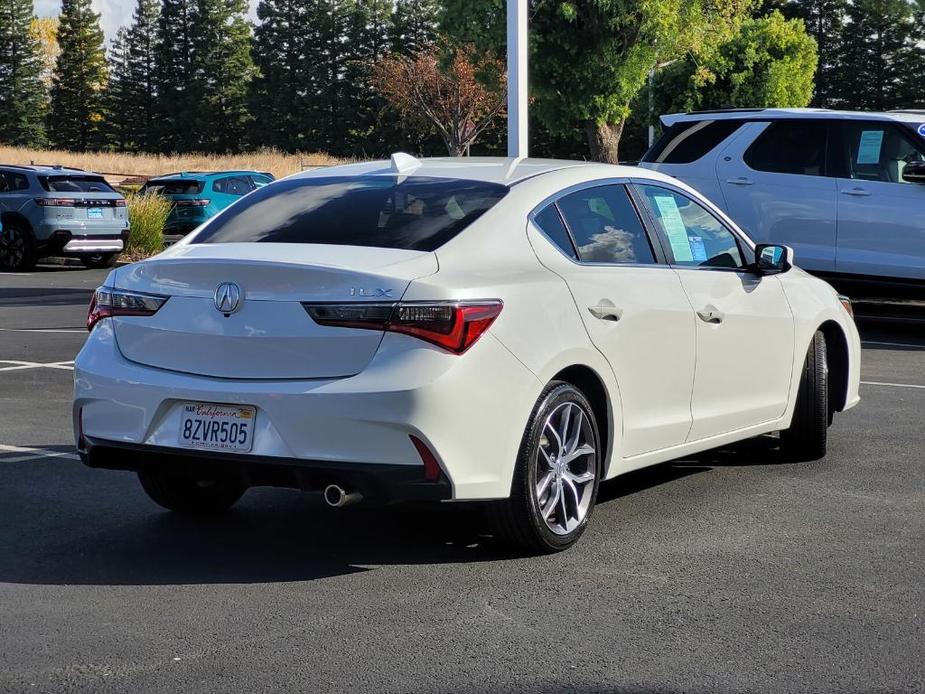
left=890, top=109, right=925, bottom=115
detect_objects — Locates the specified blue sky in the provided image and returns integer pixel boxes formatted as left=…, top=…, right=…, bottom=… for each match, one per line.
left=35, top=1, right=260, bottom=42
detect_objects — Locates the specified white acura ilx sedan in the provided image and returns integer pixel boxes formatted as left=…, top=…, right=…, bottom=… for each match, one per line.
left=74, top=155, right=860, bottom=552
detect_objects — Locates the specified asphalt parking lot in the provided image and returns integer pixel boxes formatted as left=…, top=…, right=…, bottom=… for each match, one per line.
left=1, top=265, right=923, bottom=694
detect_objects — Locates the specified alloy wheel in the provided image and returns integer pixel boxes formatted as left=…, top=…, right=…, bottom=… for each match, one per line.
left=533, top=401, right=597, bottom=535
left=0, top=227, right=25, bottom=270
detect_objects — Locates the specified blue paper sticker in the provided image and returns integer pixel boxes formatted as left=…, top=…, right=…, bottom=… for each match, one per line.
left=917, top=123, right=925, bottom=138
left=857, top=130, right=884, bottom=165
left=689, top=236, right=707, bottom=263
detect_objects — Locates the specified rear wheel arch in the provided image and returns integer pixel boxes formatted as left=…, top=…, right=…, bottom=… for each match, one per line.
left=1, top=211, right=34, bottom=237
left=817, top=320, right=849, bottom=413
left=551, top=364, right=613, bottom=477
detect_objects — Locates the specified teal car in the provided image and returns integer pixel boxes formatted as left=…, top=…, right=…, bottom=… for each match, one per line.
left=139, top=171, right=275, bottom=239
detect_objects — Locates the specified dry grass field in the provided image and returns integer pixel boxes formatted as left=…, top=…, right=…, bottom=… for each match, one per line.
left=0, top=146, right=343, bottom=182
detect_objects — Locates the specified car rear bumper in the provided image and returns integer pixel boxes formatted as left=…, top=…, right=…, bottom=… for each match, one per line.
left=80, top=437, right=452, bottom=504
left=41, top=230, right=129, bottom=255
left=74, top=321, right=542, bottom=501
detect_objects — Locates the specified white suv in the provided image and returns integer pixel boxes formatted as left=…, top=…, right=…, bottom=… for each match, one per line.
left=640, top=108, right=925, bottom=312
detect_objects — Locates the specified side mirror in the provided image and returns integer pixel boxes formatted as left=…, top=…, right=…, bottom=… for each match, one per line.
left=754, top=244, right=793, bottom=275
left=902, top=160, right=925, bottom=184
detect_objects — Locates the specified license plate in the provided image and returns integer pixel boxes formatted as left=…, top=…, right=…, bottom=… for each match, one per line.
left=179, top=403, right=255, bottom=452
left=87, top=207, right=103, bottom=219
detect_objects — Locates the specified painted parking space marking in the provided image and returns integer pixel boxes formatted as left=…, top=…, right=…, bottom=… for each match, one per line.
left=0, top=443, right=79, bottom=463
left=861, top=380, right=925, bottom=390
left=0, top=328, right=86, bottom=334
left=0, top=360, right=75, bottom=372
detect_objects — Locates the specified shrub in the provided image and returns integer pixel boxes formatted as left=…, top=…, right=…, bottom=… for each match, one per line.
left=126, top=192, right=171, bottom=257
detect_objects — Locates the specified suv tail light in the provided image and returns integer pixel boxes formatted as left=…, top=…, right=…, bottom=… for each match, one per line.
left=303, top=301, right=503, bottom=354
left=87, top=287, right=169, bottom=331
left=175, top=199, right=210, bottom=207
left=35, top=197, right=76, bottom=207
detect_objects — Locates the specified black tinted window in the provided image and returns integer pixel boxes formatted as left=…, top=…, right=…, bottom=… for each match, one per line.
left=642, top=120, right=744, bottom=164
left=744, top=121, right=828, bottom=176
left=141, top=179, right=205, bottom=195
left=839, top=122, right=925, bottom=183
left=39, top=175, right=115, bottom=193
left=193, top=176, right=509, bottom=251
left=533, top=205, right=577, bottom=259
left=0, top=172, right=29, bottom=192
left=557, top=185, right=655, bottom=264
left=213, top=176, right=254, bottom=195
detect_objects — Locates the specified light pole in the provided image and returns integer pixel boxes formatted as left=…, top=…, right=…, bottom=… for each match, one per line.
left=507, top=0, right=528, bottom=158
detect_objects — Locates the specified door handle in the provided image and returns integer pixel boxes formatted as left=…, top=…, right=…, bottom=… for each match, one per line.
left=726, top=177, right=754, bottom=186
left=841, top=188, right=871, bottom=197
left=588, top=303, right=623, bottom=322
left=696, top=306, right=724, bottom=324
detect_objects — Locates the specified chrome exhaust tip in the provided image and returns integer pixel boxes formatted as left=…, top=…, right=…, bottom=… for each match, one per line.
left=323, top=484, right=362, bottom=508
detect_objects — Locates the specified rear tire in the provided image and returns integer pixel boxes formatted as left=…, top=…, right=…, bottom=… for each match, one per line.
left=138, top=470, right=245, bottom=515
left=780, top=330, right=829, bottom=462
left=81, top=252, right=119, bottom=269
left=490, top=381, right=601, bottom=554
left=0, top=222, right=36, bottom=272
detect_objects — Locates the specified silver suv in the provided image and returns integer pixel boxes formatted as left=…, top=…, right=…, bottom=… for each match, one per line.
left=0, top=165, right=129, bottom=271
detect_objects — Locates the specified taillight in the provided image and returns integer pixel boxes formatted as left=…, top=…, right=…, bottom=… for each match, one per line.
left=175, top=199, right=210, bottom=207
left=114, top=199, right=126, bottom=207
left=303, top=301, right=503, bottom=354
left=35, top=197, right=75, bottom=207
left=87, top=287, right=169, bottom=331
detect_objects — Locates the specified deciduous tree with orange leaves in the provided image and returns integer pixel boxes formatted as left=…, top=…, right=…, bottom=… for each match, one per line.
left=371, top=45, right=506, bottom=156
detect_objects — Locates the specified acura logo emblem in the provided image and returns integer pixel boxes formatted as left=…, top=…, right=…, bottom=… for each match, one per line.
left=213, top=282, right=242, bottom=314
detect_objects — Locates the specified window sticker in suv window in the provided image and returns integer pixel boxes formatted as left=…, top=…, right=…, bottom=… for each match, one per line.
left=652, top=195, right=694, bottom=262
left=857, top=130, right=885, bottom=165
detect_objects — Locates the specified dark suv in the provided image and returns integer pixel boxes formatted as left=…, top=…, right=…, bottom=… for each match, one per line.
left=0, top=165, right=129, bottom=271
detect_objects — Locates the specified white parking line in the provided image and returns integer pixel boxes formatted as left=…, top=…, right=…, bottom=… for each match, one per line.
left=862, top=380, right=925, bottom=390
left=0, top=443, right=79, bottom=463
left=0, top=360, right=75, bottom=372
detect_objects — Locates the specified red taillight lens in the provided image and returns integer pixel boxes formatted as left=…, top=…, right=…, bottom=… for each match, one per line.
left=175, top=199, right=210, bottom=207
left=303, top=301, right=503, bottom=354
left=35, top=197, right=76, bottom=207
left=410, top=435, right=442, bottom=482
left=87, top=286, right=169, bottom=331
left=114, top=199, right=127, bottom=207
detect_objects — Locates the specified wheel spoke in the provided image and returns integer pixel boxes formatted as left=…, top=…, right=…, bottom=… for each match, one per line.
left=538, top=444, right=555, bottom=468
left=566, top=407, right=584, bottom=454
left=562, top=477, right=581, bottom=510
left=562, top=442, right=595, bottom=466
left=535, top=471, right=554, bottom=499
left=558, top=482, right=569, bottom=526
left=544, top=419, right=563, bottom=455
left=564, top=469, right=594, bottom=486
left=541, top=481, right=560, bottom=520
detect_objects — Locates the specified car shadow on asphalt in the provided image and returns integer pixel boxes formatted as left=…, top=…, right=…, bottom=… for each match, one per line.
left=0, top=287, right=94, bottom=307
left=0, top=436, right=795, bottom=587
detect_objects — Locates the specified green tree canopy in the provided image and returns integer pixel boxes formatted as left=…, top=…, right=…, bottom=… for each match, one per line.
left=48, top=0, right=107, bottom=151
left=658, top=11, right=817, bottom=114
left=0, top=0, right=48, bottom=147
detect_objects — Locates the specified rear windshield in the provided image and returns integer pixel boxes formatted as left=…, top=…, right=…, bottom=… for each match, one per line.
left=39, top=175, right=115, bottom=193
left=141, top=179, right=205, bottom=195
left=191, top=176, right=509, bottom=251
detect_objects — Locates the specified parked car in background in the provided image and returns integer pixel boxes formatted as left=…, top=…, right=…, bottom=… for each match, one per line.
left=139, top=171, right=275, bottom=241
left=640, top=108, right=925, bottom=317
left=0, top=165, right=129, bottom=271
left=75, top=155, right=860, bottom=553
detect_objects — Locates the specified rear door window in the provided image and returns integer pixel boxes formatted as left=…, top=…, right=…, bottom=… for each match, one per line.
left=192, top=176, right=509, bottom=252
left=837, top=121, right=925, bottom=184
left=636, top=185, right=745, bottom=269
left=642, top=120, right=745, bottom=164
left=39, top=175, right=115, bottom=193
left=743, top=120, right=829, bottom=176
left=142, top=179, right=205, bottom=195
left=0, top=172, right=29, bottom=193
left=213, top=176, right=255, bottom=196
left=556, top=185, right=656, bottom=264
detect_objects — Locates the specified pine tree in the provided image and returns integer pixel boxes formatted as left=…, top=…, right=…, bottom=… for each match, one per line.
left=389, top=0, right=440, bottom=56
left=342, top=0, right=392, bottom=156
left=154, top=0, right=196, bottom=152
left=0, top=0, right=48, bottom=147
left=47, top=0, right=107, bottom=151
left=250, top=0, right=314, bottom=151
left=835, top=0, right=914, bottom=110
left=189, top=0, right=255, bottom=153
left=309, top=0, right=354, bottom=153
left=123, top=0, right=160, bottom=151
left=106, top=27, right=133, bottom=150
left=778, top=0, right=848, bottom=107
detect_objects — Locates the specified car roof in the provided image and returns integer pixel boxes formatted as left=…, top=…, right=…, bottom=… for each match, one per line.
left=0, top=164, right=91, bottom=174
left=149, top=170, right=272, bottom=181
left=661, top=108, right=925, bottom=127
left=290, top=156, right=607, bottom=187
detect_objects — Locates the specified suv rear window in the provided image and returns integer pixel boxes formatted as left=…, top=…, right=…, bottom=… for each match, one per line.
left=39, top=175, right=115, bottom=193
left=642, top=120, right=744, bottom=164
left=192, top=176, right=509, bottom=251
left=141, top=179, right=205, bottom=195
left=744, top=120, right=828, bottom=176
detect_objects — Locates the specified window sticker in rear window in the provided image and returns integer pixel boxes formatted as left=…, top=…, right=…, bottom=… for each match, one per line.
left=652, top=195, right=694, bottom=262
left=857, top=130, right=885, bottom=165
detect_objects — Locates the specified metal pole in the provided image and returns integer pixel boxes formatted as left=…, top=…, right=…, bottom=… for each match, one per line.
left=507, top=0, right=528, bottom=158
